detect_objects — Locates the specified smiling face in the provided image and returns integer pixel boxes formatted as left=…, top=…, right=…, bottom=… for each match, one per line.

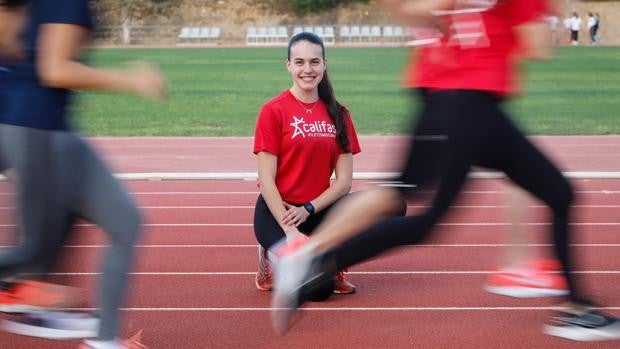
left=287, top=39, right=326, bottom=100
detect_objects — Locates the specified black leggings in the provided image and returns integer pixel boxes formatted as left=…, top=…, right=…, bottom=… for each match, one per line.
left=254, top=195, right=344, bottom=250
left=328, top=89, right=581, bottom=301
left=0, top=125, right=141, bottom=340
left=255, top=193, right=408, bottom=250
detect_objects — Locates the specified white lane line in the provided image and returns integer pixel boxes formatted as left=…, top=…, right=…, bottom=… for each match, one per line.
left=3, top=190, right=620, bottom=196
left=2, top=222, right=620, bottom=228
left=66, top=306, right=620, bottom=312
left=25, top=244, right=619, bottom=248
left=41, top=271, right=620, bottom=276
left=109, top=171, right=620, bottom=180
left=1, top=244, right=619, bottom=249
left=4, top=204, right=620, bottom=210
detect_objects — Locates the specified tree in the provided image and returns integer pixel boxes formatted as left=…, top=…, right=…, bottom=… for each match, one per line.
left=120, top=0, right=170, bottom=44
left=290, top=0, right=369, bottom=14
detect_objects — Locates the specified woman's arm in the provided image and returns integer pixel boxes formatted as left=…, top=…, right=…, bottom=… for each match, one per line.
left=307, top=153, right=352, bottom=213
left=514, top=19, right=553, bottom=61
left=0, top=4, right=26, bottom=61
left=257, top=151, right=305, bottom=241
left=36, top=23, right=166, bottom=99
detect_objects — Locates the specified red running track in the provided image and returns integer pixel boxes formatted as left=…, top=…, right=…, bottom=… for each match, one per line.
left=0, top=136, right=619, bottom=348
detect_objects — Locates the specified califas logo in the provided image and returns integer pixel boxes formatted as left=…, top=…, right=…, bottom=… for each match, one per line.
left=290, top=116, right=336, bottom=139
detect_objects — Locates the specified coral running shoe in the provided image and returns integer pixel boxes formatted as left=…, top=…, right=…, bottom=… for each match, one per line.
left=255, top=245, right=273, bottom=291
left=485, top=260, right=569, bottom=298
left=334, top=269, right=356, bottom=294
left=0, top=280, right=79, bottom=313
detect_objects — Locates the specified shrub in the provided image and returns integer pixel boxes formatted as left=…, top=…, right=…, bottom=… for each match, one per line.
left=290, top=0, right=369, bottom=14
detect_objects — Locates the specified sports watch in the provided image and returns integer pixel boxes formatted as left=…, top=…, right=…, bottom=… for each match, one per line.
left=303, top=202, right=315, bottom=215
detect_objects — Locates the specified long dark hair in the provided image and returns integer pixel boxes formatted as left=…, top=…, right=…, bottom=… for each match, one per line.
left=287, top=32, right=350, bottom=153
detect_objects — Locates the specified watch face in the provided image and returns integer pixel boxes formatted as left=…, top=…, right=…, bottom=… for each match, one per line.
left=304, top=202, right=315, bottom=214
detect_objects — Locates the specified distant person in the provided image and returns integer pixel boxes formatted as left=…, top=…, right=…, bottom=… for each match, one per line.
left=563, top=15, right=572, bottom=44
left=587, top=12, right=597, bottom=44
left=569, top=12, right=582, bottom=45
left=0, top=0, right=166, bottom=348
left=547, top=15, right=559, bottom=45
left=593, top=13, right=601, bottom=43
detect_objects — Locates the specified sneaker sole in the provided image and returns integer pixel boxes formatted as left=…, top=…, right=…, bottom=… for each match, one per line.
left=0, top=305, right=51, bottom=314
left=333, top=287, right=356, bottom=294
left=1, top=319, right=98, bottom=340
left=543, top=323, right=620, bottom=341
left=255, top=280, right=273, bottom=291
left=485, top=285, right=569, bottom=298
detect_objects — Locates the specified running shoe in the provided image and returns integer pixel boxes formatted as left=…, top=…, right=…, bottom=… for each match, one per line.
left=79, top=330, right=147, bottom=349
left=1, top=310, right=99, bottom=339
left=0, top=280, right=79, bottom=313
left=270, top=237, right=315, bottom=334
left=334, top=269, right=356, bottom=294
left=544, top=309, right=620, bottom=341
left=255, top=245, right=273, bottom=291
left=485, top=260, right=569, bottom=298
left=270, top=237, right=336, bottom=334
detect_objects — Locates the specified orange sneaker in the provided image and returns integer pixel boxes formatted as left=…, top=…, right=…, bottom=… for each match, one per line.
left=333, top=269, right=356, bottom=294
left=0, top=280, right=78, bottom=313
left=485, top=260, right=569, bottom=298
left=79, top=330, right=147, bottom=349
left=255, top=245, right=273, bottom=291
left=524, top=259, right=562, bottom=272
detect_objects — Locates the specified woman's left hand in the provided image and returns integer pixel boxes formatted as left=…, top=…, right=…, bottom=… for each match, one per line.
left=281, top=202, right=310, bottom=226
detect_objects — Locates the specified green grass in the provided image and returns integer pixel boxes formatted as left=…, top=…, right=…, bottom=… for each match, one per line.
left=73, top=46, right=620, bottom=136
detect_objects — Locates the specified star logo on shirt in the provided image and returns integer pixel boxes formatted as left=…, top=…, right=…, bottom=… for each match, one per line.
left=290, top=116, right=306, bottom=139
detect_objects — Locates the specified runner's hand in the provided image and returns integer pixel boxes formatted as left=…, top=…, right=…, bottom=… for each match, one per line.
left=127, top=61, right=168, bottom=101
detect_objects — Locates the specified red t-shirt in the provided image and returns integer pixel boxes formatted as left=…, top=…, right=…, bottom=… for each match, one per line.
left=254, top=89, right=361, bottom=204
left=406, top=0, right=549, bottom=97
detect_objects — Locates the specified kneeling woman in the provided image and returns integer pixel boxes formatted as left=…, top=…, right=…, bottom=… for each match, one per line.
left=253, top=32, right=362, bottom=294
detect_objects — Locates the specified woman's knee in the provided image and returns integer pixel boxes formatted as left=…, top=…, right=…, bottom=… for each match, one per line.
left=553, top=179, right=574, bottom=211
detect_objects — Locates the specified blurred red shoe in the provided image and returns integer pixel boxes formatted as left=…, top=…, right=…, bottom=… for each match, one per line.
left=485, top=260, right=568, bottom=298
left=255, top=245, right=273, bottom=291
left=333, top=269, right=356, bottom=294
left=0, top=280, right=79, bottom=313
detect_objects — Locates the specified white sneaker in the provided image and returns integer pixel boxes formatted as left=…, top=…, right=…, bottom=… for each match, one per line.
left=544, top=309, right=620, bottom=341
left=1, top=311, right=99, bottom=339
left=270, top=237, right=314, bottom=335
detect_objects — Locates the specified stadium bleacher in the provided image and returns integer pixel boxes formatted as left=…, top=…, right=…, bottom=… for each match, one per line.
left=178, top=26, right=221, bottom=43
left=243, top=25, right=410, bottom=46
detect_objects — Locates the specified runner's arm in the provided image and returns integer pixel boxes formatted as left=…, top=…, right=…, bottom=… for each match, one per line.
left=36, top=23, right=166, bottom=100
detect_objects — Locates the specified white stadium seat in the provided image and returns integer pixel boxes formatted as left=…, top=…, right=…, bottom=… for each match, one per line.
left=339, top=25, right=351, bottom=42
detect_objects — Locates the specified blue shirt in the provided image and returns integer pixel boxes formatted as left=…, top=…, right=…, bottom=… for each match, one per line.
left=0, top=0, right=93, bottom=130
